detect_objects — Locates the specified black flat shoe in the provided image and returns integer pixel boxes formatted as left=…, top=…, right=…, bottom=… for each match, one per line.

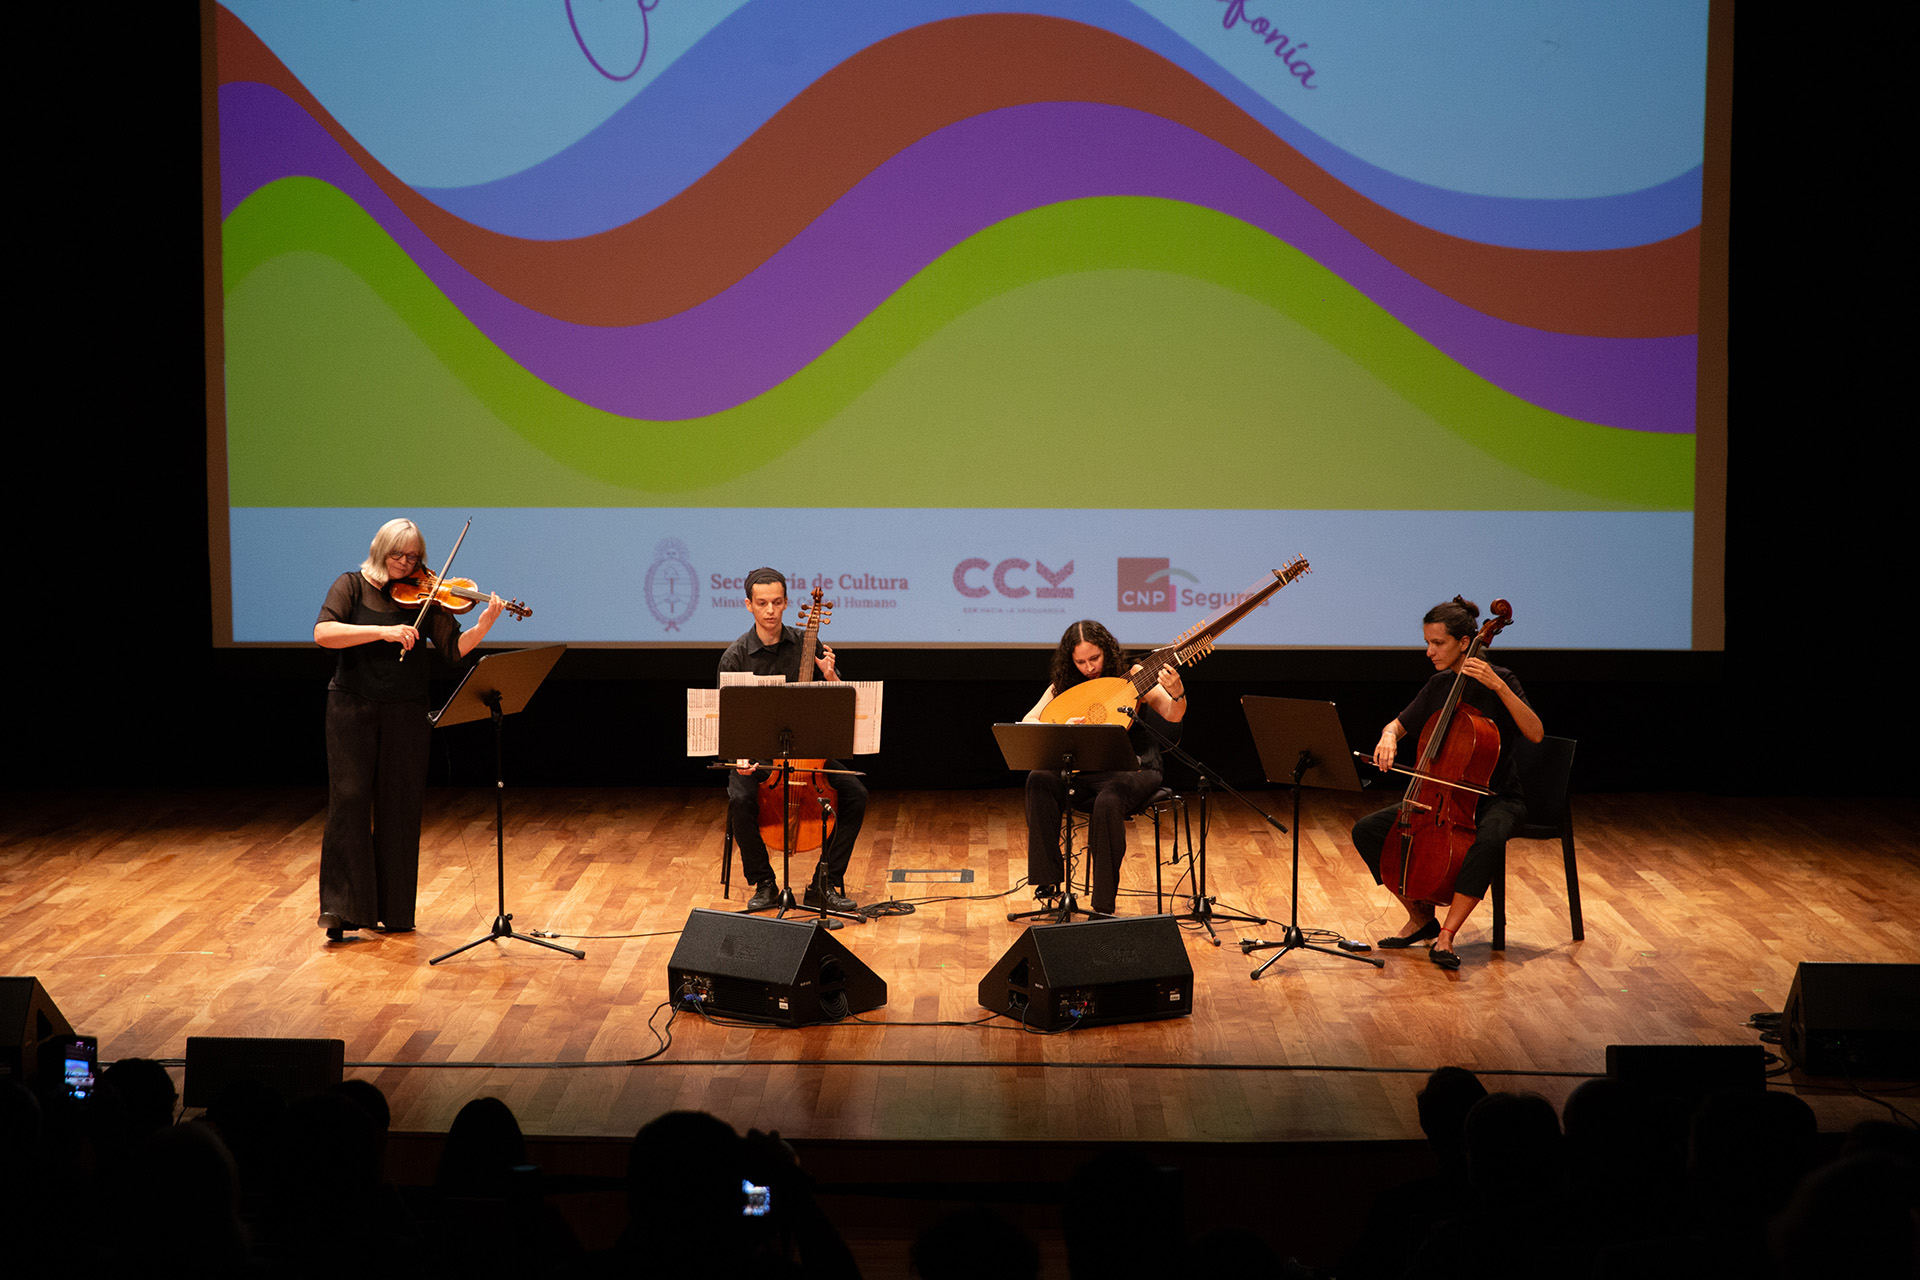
left=1377, top=919, right=1441, bottom=949
left=1429, top=944, right=1462, bottom=970
left=318, top=912, right=360, bottom=941
left=374, top=923, right=414, bottom=934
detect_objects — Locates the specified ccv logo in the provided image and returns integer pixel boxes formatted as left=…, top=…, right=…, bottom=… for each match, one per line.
left=952, top=558, right=1073, bottom=600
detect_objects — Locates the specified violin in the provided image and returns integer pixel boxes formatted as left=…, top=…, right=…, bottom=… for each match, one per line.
left=756, top=588, right=838, bottom=855
left=389, top=572, right=532, bottom=620
left=1379, top=599, right=1513, bottom=906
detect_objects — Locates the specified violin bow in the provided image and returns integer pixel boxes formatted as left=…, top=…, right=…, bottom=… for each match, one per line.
left=397, top=516, right=471, bottom=663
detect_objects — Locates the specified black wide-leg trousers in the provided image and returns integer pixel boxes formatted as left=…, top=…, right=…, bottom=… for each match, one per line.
left=1026, top=767, right=1163, bottom=915
left=321, top=689, right=430, bottom=928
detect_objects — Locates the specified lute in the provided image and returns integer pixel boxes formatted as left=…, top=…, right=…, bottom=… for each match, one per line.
left=1039, top=558, right=1310, bottom=725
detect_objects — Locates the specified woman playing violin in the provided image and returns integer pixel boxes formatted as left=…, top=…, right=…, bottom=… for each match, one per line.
left=312, top=518, right=504, bottom=940
left=1352, top=597, right=1543, bottom=969
left=1022, top=620, right=1186, bottom=916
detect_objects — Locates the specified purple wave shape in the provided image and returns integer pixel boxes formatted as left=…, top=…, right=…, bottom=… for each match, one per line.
left=221, top=82, right=1694, bottom=432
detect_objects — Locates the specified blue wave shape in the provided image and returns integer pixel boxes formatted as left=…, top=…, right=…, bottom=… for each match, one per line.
left=391, top=0, right=1700, bottom=251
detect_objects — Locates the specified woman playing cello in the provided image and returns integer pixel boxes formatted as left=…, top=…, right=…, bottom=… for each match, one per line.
left=1351, top=597, right=1543, bottom=969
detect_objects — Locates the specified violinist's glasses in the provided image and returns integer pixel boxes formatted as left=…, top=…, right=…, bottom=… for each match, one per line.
left=387, top=551, right=422, bottom=565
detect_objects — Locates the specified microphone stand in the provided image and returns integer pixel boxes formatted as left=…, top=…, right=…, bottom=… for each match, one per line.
left=1120, top=707, right=1269, bottom=943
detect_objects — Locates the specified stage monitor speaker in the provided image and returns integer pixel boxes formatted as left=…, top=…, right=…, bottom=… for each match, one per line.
left=183, top=1036, right=346, bottom=1107
left=1604, top=1043, right=1766, bottom=1107
left=667, top=909, right=887, bottom=1027
left=1782, top=961, right=1920, bottom=1079
left=978, top=914, right=1193, bottom=1031
left=0, top=976, right=75, bottom=1086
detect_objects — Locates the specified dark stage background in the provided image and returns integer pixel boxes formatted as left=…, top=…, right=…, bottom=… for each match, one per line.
left=10, top=6, right=1895, bottom=801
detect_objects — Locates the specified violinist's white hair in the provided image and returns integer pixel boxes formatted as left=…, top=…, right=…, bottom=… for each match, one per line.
left=360, top=518, right=426, bottom=587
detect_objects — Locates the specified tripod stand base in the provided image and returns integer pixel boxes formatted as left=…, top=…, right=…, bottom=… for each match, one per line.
left=1008, top=886, right=1108, bottom=924
left=1166, top=896, right=1266, bottom=945
left=430, top=913, right=585, bottom=965
left=1241, top=924, right=1384, bottom=978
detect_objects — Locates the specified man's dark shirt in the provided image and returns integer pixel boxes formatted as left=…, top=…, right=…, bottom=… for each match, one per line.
left=1395, top=662, right=1530, bottom=799
left=718, top=624, right=807, bottom=681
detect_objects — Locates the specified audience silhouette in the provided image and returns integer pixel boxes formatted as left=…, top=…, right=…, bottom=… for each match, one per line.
left=5, top=1057, right=1913, bottom=1277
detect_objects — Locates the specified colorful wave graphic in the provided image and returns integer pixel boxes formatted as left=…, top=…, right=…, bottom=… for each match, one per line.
left=216, top=6, right=1698, bottom=511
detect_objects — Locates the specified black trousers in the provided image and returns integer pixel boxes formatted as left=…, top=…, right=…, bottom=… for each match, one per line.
left=1026, top=768, right=1163, bottom=915
left=727, top=765, right=867, bottom=889
left=1350, top=794, right=1527, bottom=902
left=321, top=689, right=431, bottom=928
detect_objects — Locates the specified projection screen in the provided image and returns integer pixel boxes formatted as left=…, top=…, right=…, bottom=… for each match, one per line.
left=207, top=0, right=1725, bottom=650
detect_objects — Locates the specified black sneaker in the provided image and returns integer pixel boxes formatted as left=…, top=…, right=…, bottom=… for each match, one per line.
left=803, top=883, right=858, bottom=912
left=744, top=879, right=780, bottom=912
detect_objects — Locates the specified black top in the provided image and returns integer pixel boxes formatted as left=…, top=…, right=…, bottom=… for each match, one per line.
left=1124, top=700, right=1179, bottom=776
left=318, top=571, right=464, bottom=704
left=1395, top=663, right=1530, bottom=799
left=718, top=625, right=812, bottom=682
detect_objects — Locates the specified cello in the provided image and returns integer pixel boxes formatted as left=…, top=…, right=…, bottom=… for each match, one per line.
left=755, top=587, right=839, bottom=856
left=1379, top=598, right=1514, bottom=906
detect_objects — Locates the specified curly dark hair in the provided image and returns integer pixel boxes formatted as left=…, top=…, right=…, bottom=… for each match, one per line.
left=1048, top=620, right=1129, bottom=693
left=1423, top=596, right=1481, bottom=641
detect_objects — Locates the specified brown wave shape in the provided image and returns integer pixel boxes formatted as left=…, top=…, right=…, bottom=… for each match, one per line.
left=217, top=8, right=1696, bottom=337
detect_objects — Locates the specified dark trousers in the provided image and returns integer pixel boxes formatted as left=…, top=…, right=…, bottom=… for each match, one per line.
left=1026, top=768, right=1163, bottom=914
left=1351, top=794, right=1527, bottom=902
left=727, top=765, right=867, bottom=889
left=322, top=689, right=430, bottom=928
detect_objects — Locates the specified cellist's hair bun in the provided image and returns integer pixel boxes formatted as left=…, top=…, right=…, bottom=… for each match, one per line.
left=1424, top=596, right=1481, bottom=639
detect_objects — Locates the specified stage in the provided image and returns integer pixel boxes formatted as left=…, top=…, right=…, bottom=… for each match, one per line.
left=6, top=783, right=1913, bottom=1147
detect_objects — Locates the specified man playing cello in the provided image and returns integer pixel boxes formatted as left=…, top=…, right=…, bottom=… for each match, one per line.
left=1351, top=597, right=1543, bottom=969
left=719, top=567, right=868, bottom=914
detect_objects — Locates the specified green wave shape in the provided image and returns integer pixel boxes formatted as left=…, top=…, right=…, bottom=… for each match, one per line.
left=222, top=178, right=1691, bottom=509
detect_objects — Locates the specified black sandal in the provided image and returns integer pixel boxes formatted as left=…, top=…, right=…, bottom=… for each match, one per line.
left=1429, top=943, right=1462, bottom=970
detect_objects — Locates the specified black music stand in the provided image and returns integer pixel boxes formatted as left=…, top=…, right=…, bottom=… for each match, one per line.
left=994, top=722, right=1138, bottom=923
left=719, top=683, right=863, bottom=929
left=1237, top=696, right=1384, bottom=977
left=429, top=645, right=578, bottom=965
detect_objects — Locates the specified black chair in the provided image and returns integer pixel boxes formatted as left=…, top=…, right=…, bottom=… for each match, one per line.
left=1058, top=787, right=1187, bottom=913
left=1492, top=734, right=1585, bottom=951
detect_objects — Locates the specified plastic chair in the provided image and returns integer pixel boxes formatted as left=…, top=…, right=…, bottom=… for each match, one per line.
left=1493, top=735, right=1585, bottom=951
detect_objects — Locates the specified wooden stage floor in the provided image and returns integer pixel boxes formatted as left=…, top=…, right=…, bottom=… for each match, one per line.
left=4, top=785, right=1915, bottom=1144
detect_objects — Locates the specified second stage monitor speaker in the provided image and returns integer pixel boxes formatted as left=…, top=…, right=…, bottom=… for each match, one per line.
left=979, top=914, right=1193, bottom=1031
left=1783, top=961, right=1920, bottom=1078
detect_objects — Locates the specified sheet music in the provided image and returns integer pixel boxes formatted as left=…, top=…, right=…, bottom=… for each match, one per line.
left=687, top=671, right=785, bottom=756
left=849, top=680, right=884, bottom=755
left=686, top=688, right=720, bottom=756
left=686, top=677, right=884, bottom=756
